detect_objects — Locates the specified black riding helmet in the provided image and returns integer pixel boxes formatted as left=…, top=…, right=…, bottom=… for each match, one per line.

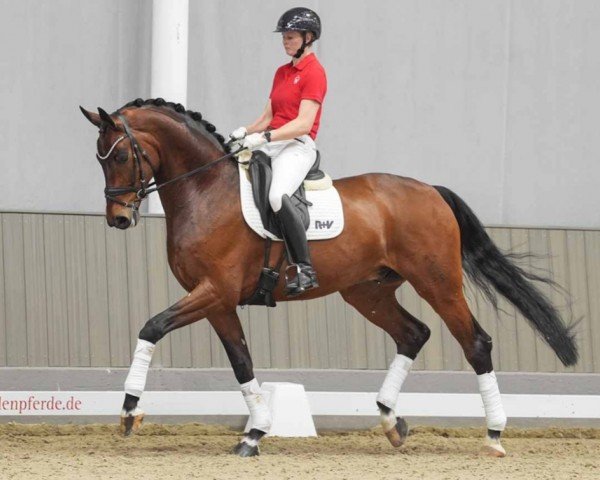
left=274, top=7, right=322, bottom=59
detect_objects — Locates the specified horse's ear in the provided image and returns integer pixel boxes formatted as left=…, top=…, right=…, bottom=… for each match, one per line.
left=79, top=106, right=101, bottom=127
left=97, top=107, right=118, bottom=130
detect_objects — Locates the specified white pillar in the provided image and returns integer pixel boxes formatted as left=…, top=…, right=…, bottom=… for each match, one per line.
left=148, top=0, right=189, bottom=214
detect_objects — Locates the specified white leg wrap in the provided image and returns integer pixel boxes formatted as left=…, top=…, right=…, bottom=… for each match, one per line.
left=376, top=354, right=414, bottom=410
left=241, top=378, right=272, bottom=433
left=124, top=339, right=155, bottom=398
left=477, top=371, right=507, bottom=431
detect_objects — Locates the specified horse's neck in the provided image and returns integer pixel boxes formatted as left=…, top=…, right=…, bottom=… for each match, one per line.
left=155, top=146, right=239, bottom=236
left=153, top=129, right=222, bottom=184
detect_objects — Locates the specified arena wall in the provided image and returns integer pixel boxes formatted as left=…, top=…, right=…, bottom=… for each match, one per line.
left=0, top=212, right=597, bottom=374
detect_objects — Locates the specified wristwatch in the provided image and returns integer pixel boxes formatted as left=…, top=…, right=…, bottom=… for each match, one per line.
left=263, top=131, right=272, bottom=142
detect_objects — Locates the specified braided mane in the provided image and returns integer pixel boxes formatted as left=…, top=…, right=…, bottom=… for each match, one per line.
left=118, top=98, right=230, bottom=152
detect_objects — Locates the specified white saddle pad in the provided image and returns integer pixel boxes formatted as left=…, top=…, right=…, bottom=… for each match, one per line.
left=238, top=164, right=344, bottom=241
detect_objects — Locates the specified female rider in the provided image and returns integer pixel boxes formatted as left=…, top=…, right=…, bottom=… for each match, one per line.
left=230, top=7, right=327, bottom=296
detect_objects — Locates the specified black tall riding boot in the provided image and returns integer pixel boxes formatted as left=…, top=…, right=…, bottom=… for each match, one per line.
left=276, top=195, right=319, bottom=296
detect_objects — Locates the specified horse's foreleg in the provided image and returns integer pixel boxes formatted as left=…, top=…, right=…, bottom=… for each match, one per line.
left=120, top=280, right=222, bottom=436
left=341, top=281, right=431, bottom=448
left=209, top=311, right=271, bottom=457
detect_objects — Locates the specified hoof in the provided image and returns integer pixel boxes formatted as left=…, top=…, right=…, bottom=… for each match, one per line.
left=481, top=444, right=506, bottom=457
left=233, top=441, right=260, bottom=457
left=377, top=403, right=409, bottom=448
left=120, top=410, right=144, bottom=437
left=481, top=434, right=506, bottom=457
left=384, top=417, right=409, bottom=448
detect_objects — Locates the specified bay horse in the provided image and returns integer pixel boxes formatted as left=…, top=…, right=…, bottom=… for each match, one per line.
left=80, top=98, right=577, bottom=457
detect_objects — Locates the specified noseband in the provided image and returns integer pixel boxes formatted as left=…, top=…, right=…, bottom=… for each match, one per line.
left=97, top=114, right=245, bottom=215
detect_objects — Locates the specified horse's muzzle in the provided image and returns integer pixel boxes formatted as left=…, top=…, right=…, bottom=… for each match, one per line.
left=114, top=215, right=132, bottom=229
left=107, top=209, right=139, bottom=230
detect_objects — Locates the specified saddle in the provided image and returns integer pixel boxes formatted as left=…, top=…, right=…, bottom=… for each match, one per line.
left=240, top=148, right=337, bottom=308
left=247, top=150, right=327, bottom=237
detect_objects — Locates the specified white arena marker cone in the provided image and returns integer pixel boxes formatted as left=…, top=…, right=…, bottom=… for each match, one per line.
left=244, top=382, right=317, bottom=437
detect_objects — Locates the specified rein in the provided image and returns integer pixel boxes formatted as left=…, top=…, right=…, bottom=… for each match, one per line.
left=100, top=115, right=245, bottom=212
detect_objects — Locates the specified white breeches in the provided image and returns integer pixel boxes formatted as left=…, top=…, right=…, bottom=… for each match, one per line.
left=259, top=135, right=317, bottom=213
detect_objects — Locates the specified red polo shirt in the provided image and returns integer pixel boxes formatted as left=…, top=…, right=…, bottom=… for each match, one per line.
left=269, top=53, right=327, bottom=140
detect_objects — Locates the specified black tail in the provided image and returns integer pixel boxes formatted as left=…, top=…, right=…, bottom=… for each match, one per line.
left=434, top=185, right=578, bottom=367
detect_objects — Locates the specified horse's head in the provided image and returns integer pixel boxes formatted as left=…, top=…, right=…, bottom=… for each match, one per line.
left=80, top=106, right=158, bottom=229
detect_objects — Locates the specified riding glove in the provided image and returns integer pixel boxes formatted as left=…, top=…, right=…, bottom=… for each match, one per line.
left=242, top=132, right=269, bottom=151
left=229, top=126, right=247, bottom=140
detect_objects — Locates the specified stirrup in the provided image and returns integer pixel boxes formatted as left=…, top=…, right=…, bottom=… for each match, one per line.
left=284, top=264, right=303, bottom=295
left=284, top=264, right=318, bottom=297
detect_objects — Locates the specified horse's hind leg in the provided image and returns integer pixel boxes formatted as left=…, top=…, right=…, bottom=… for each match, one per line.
left=407, top=269, right=507, bottom=457
left=341, top=281, right=431, bottom=448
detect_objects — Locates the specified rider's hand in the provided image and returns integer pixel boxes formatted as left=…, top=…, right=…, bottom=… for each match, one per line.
left=229, top=126, right=247, bottom=141
left=242, top=132, right=268, bottom=151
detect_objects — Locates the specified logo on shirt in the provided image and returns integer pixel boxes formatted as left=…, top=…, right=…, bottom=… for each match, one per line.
left=293, top=75, right=301, bottom=85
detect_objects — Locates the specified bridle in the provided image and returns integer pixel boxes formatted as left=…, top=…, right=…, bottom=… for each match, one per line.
left=98, top=114, right=244, bottom=215
left=98, top=115, right=155, bottom=214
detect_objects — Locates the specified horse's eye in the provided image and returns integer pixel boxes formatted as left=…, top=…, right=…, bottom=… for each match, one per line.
left=115, top=151, right=129, bottom=164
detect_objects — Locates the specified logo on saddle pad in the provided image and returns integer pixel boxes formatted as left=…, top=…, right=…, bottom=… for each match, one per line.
left=315, top=220, right=334, bottom=229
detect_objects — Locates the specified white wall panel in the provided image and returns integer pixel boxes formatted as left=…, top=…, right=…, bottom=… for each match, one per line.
left=1, top=0, right=598, bottom=226
left=0, top=213, right=597, bottom=373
